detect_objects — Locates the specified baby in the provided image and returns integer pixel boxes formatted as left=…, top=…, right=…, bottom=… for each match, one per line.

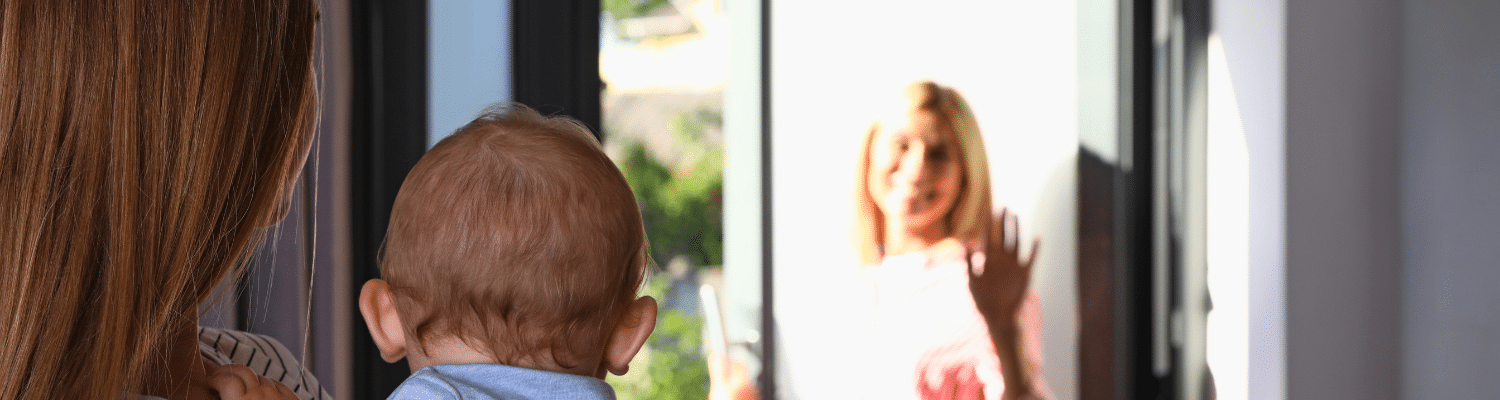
left=359, top=104, right=657, bottom=399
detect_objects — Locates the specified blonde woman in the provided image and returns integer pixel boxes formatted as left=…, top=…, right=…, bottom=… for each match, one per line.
left=0, top=1, right=326, bottom=399
left=854, top=81, right=1050, bottom=400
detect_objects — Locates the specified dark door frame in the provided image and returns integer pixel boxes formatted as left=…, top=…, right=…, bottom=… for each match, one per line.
left=347, top=1, right=603, bottom=398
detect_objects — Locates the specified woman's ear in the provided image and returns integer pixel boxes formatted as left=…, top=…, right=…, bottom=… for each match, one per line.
left=359, top=279, right=409, bottom=363
left=601, top=296, right=658, bottom=377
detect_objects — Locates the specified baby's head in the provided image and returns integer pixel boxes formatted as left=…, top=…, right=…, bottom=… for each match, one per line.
left=360, top=104, right=656, bottom=378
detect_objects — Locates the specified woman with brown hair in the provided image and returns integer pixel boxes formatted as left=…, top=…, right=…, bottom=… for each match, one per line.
left=0, top=1, right=326, bottom=399
left=853, top=81, right=1050, bottom=400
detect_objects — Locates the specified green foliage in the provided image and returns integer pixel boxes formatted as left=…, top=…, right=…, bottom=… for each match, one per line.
left=603, top=0, right=671, bottom=38
left=615, top=110, right=724, bottom=268
left=608, top=107, right=721, bottom=399
left=603, top=0, right=670, bottom=20
left=642, top=308, right=711, bottom=399
left=609, top=276, right=710, bottom=400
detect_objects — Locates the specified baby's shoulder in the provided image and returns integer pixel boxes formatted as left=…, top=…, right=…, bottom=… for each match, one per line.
left=390, top=364, right=617, bottom=400
left=388, top=368, right=466, bottom=399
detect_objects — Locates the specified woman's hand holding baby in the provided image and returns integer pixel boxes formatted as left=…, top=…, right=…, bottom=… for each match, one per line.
left=209, top=364, right=298, bottom=400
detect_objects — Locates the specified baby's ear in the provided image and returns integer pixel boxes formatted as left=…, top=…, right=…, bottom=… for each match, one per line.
left=600, top=296, right=658, bottom=377
left=359, top=279, right=409, bottom=363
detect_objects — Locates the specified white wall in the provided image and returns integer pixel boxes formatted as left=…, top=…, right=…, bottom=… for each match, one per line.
left=1209, top=1, right=1285, bottom=399
left=769, top=1, right=1080, bottom=398
left=1285, top=0, right=1403, bottom=398
left=1221, top=0, right=1500, bottom=398
left=1399, top=1, right=1500, bottom=398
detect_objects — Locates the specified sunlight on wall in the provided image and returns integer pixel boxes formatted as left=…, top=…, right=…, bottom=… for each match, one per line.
left=1206, top=34, right=1250, bottom=400
left=771, top=1, right=1079, bottom=397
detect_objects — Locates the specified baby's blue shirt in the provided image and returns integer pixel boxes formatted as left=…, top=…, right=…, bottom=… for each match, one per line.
left=386, top=363, right=616, bottom=400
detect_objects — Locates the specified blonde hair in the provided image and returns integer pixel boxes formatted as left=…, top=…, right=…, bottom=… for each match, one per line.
left=380, top=104, right=650, bottom=370
left=0, top=1, right=319, bottom=398
left=855, top=81, right=991, bottom=265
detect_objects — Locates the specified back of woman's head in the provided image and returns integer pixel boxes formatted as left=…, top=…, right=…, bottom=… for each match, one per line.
left=0, top=1, right=318, bottom=398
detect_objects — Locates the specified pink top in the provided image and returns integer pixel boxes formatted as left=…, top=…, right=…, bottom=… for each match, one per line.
left=864, top=248, right=1051, bottom=400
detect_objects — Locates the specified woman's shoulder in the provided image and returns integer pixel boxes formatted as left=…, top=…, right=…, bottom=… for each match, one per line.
left=198, top=327, right=333, bottom=400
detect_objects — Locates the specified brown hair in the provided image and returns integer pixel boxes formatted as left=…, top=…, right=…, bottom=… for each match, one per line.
left=855, top=81, right=991, bottom=265
left=380, top=104, right=650, bottom=369
left=0, top=1, right=319, bottom=398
